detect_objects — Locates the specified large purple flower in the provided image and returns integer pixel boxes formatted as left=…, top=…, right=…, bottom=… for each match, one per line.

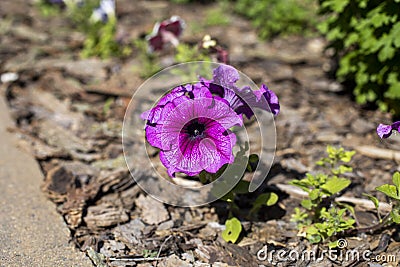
left=377, top=121, right=400, bottom=139
left=142, top=64, right=280, bottom=178
left=143, top=85, right=242, bottom=177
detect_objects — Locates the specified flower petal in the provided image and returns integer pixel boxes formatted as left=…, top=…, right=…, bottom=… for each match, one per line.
left=377, top=123, right=393, bottom=139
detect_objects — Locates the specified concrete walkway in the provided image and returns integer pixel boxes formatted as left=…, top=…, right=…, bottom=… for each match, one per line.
left=0, top=92, right=93, bottom=267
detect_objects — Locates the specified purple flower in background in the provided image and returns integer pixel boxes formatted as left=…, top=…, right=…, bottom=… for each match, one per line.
left=49, top=0, right=64, bottom=4
left=146, top=16, right=185, bottom=52
left=143, top=86, right=242, bottom=177
left=377, top=121, right=400, bottom=139
left=91, top=0, right=115, bottom=23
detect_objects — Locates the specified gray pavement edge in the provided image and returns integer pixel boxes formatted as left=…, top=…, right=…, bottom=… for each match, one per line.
left=0, top=89, right=93, bottom=267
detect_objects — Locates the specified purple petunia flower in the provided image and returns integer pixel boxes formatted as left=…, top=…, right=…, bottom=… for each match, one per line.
left=143, top=85, right=242, bottom=177
left=377, top=121, right=400, bottom=139
left=142, top=65, right=280, bottom=178
left=146, top=16, right=185, bottom=52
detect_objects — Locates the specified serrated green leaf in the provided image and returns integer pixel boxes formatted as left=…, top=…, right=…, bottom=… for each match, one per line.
left=376, top=184, right=400, bottom=200
left=393, top=172, right=400, bottom=189
left=221, top=217, right=242, bottom=243
left=321, top=176, right=351, bottom=195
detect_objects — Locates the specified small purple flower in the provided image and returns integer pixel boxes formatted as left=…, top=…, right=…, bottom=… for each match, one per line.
left=377, top=121, right=400, bottom=139
left=146, top=16, right=185, bottom=52
left=48, top=0, right=65, bottom=4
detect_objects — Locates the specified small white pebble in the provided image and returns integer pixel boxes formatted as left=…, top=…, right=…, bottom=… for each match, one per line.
left=207, top=222, right=225, bottom=230
left=1, top=72, right=18, bottom=83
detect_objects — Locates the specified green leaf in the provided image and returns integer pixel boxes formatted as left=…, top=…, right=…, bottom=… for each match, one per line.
left=309, top=189, right=320, bottom=200
left=362, top=193, right=379, bottom=210
left=390, top=209, right=400, bottom=224
left=307, top=234, right=322, bottom=244
left=393, top=172, right=400, bottom=189
left=328, top=240, right=339, bottom=249
left=376, top=184, right=400, bottom=200
left=246, top=154, right=259, bottom=172
left=232, top=180, right=250, bottom=194
left=253, top=192, right=279, bottom=207
left=221, top=217, right=242, bottom=243
left=301, top=199, right=313, bottom=210
left=341, top=151, right=355, bottom=163
left=321, top=176, right=351, bottom=195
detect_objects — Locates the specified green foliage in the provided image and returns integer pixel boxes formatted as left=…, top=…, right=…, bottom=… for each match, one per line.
left=175, top=44, right=211, bottom=63
left=318, top=0, right=400, bottom=115
left=142, top=249, right=157, bottom=258
left=204, top=3, right=230, bottom=27
left=233, top=0, right=319, bottom=39
left=290, top=145, right=356, bottom=244
left=132, top=39, right=161, bottom=79
left=375, top=172, right=400, bottom=224
left=36, top=0, right=128, bottom=59
left=221, top=217, right=242, bottom=243
left=300, top=207, right=355, bottom=244
left=35, top=0, right=62, bottom=17
left=81, top=17, right=128, bottom=59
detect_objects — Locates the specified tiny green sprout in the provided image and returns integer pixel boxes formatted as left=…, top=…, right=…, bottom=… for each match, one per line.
left=222, top=217, right=242, bottom=243
left=142, top=249, right=158, bottom=258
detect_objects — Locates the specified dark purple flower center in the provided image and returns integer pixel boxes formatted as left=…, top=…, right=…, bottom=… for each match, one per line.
left=184, top=119, right=206, bottom=139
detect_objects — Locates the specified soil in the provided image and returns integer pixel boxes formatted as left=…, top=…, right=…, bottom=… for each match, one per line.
left=1, top=0, right=400, bottom=266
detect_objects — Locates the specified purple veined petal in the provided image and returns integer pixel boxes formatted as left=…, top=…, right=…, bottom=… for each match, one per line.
left=392, top=121, right=400, bottom=132
left=141, top=85, right=193, bottom=123
left=145, top=93, right=243, bottom=177
left=257, top=84, right=280, bottom=115
left=199, top=126, right=237, bottom=173
left=377, top=123, right=393, bottom=139
left=212, top=64, right=240, bottom=90
left=376, top=121, right=400, bottom=139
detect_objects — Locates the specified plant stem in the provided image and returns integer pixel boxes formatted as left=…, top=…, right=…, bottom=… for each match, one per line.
left=345, top=213, right=392, bottom=235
